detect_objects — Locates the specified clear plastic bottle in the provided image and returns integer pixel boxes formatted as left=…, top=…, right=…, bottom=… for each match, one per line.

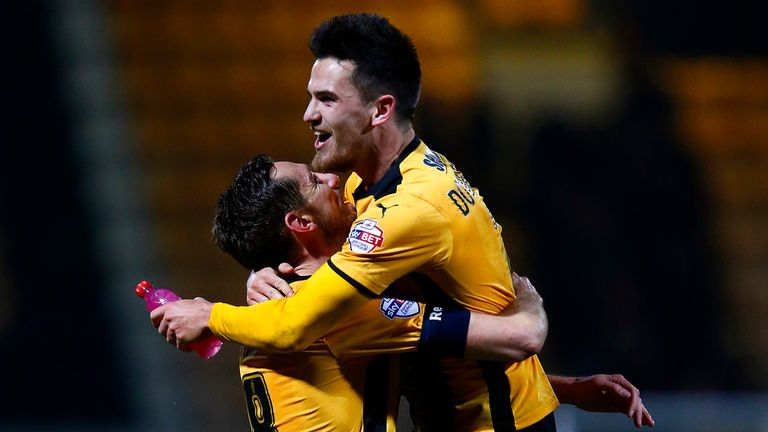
left=135, top=280, right=223, bottom=359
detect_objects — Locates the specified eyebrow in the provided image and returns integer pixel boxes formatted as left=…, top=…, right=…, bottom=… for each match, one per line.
left=308, top=89, right=338, bottom=100
left=303, top=165, right=315, bottom=186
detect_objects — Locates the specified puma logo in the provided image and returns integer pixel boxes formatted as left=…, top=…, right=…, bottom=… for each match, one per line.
left=376, top=203, right=399, bottom=217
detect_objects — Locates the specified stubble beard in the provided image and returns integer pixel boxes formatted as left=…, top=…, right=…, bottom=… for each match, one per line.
left=313, top=208, right=355, bottom=252
left=310, top=142, right=356, bottom=174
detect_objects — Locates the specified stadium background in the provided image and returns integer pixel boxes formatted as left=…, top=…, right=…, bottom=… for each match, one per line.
left=2, top=1, right=766, bottom=430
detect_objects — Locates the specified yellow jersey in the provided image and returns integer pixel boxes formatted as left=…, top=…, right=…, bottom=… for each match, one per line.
left=239, top=276, right=421, bottom=432
left=335, top=138, right=559, bottom=430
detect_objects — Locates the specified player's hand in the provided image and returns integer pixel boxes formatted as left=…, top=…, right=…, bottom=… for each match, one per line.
left=150, top=297, right=214, bottom=350
left=505, top=273, right=547, bottom=342
left=465, top=272, right=548, bottom=361
left=246, top=265, right=295, bottom=304
left=510, top=272, right=544, bottom=315
left=567, top=374, right=655, bottom=428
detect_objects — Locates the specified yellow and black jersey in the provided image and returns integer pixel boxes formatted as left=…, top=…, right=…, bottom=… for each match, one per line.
left=239, top=276, right=422, bottom=432
left=401, top=354, right=558, bottom=431
left=332, top=138, right=559, bottom=430
left=335, top=138, right=514, bottom=311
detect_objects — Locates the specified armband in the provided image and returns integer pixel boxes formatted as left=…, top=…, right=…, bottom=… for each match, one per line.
left=417, top=304, right=470, bottom=358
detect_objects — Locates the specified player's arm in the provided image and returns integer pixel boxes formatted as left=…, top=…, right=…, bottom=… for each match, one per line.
left=247, top=269, right=548, bottom=362
left=152, top=262, right=372, bottom=353
left=465, top=272, right=546, bottom=360
left=548, top=374, right=655, bottom=428
left=418, top=272, right=547, bottom=362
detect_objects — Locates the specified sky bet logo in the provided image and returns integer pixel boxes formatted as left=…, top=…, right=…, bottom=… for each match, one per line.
left=380, top=298, right=420, bottom=319
left=348, top=219, right=384, bottom=253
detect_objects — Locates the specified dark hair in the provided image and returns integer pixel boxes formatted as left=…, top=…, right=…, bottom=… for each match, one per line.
left=310, top=13, right=421, bottom=121
left=212, top=155, right=306, bottom=270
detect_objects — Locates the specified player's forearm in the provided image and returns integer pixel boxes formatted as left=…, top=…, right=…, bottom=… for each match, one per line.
left=464, top=310, right=546, bottom=361
left=547, top=375, right=579, bottom=404
left=210, top=263, right=369, bottom=352
left=210, top=302, right=310, bottom=352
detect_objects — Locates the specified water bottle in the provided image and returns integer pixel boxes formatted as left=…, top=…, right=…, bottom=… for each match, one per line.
left=135, top=280, right=223, bottom=359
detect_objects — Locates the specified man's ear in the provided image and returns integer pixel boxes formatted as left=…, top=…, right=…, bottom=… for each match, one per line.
left=285, top=210, right=315, bottom=234
left=371, top=94, right=396, bottom=127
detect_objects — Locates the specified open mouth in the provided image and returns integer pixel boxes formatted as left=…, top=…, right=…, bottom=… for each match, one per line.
left=314, top=130, right=332, bottom=148
left=315, top=131, right=331, bottom=142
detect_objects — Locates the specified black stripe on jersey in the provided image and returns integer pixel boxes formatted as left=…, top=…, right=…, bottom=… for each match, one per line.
left=353, top=136, right=421, bottom=200
left=363, top=355, right=390, bottom=432
left=327, top=258, right=378, bottom=298
left=400, top=353, right=456, bottom=431
left=479, top=360, right=517, bottom=431
left=406, top=272, right=459, bottom=306
left=395, top=273, right=458, bottom=430
left=518, top=412, right=557, bottom=432
left=284, top=274, right=310, bottom=284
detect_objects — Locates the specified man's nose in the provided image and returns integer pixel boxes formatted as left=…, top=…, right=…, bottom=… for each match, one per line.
left=303, top=100, right=319, bottom=124
left=317, top=172, right=340, bottom=189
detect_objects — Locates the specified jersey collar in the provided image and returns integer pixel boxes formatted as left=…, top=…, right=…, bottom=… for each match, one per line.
left=353, top=136, right=421, bottom=200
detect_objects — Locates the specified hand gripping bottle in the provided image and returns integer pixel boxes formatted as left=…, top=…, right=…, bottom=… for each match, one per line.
left=135, top=280, right=223, bottom=359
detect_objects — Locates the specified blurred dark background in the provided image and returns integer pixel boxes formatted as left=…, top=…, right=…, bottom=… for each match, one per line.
left=2, top=0, right=766, bottom=431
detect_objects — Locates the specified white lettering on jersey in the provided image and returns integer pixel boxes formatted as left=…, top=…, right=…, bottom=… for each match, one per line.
left=380, top=298, right=421, bottom=319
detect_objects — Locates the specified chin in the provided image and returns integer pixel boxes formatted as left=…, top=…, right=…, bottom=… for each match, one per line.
left=310, top=154, right=333, bottom=172
left=312, top=151, right=354, bottom=173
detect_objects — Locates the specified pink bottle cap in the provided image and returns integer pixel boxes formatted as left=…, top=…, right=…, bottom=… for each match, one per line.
left=135, top=280, right=153, bottom=298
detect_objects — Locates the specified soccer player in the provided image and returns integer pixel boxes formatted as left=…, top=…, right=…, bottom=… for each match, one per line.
left=213, top=154, right=549, bottom=431
left=152, top=13, right=653, bottom=429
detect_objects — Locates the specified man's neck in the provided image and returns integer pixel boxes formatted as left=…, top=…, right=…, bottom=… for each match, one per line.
left=292, top=256, right=327, bottom=276
left=356, top=127, right=415, bottom=185
left=290, top=229, right=342, bottom=276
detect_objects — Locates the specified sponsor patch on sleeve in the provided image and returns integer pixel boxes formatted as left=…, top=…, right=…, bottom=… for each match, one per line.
left=380, top=298, right=421, bottom=319
left=348, top=218, right=384, bottom=253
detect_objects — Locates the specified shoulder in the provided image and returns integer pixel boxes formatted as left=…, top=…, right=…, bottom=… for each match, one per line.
left=397, top=144, right=468, bottom=214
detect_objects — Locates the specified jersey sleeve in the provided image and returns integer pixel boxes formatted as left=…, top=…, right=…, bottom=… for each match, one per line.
left=208, top=262, right=372, bottom=352
left=328, top=196, right=453, bottom=296
left=324, top=299, right=471, bottom=359
left=324, top=299, right=424, bottom=357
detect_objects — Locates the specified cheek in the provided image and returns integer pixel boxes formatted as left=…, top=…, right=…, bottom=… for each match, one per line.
left=334, top=110, right=366, bottom=131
